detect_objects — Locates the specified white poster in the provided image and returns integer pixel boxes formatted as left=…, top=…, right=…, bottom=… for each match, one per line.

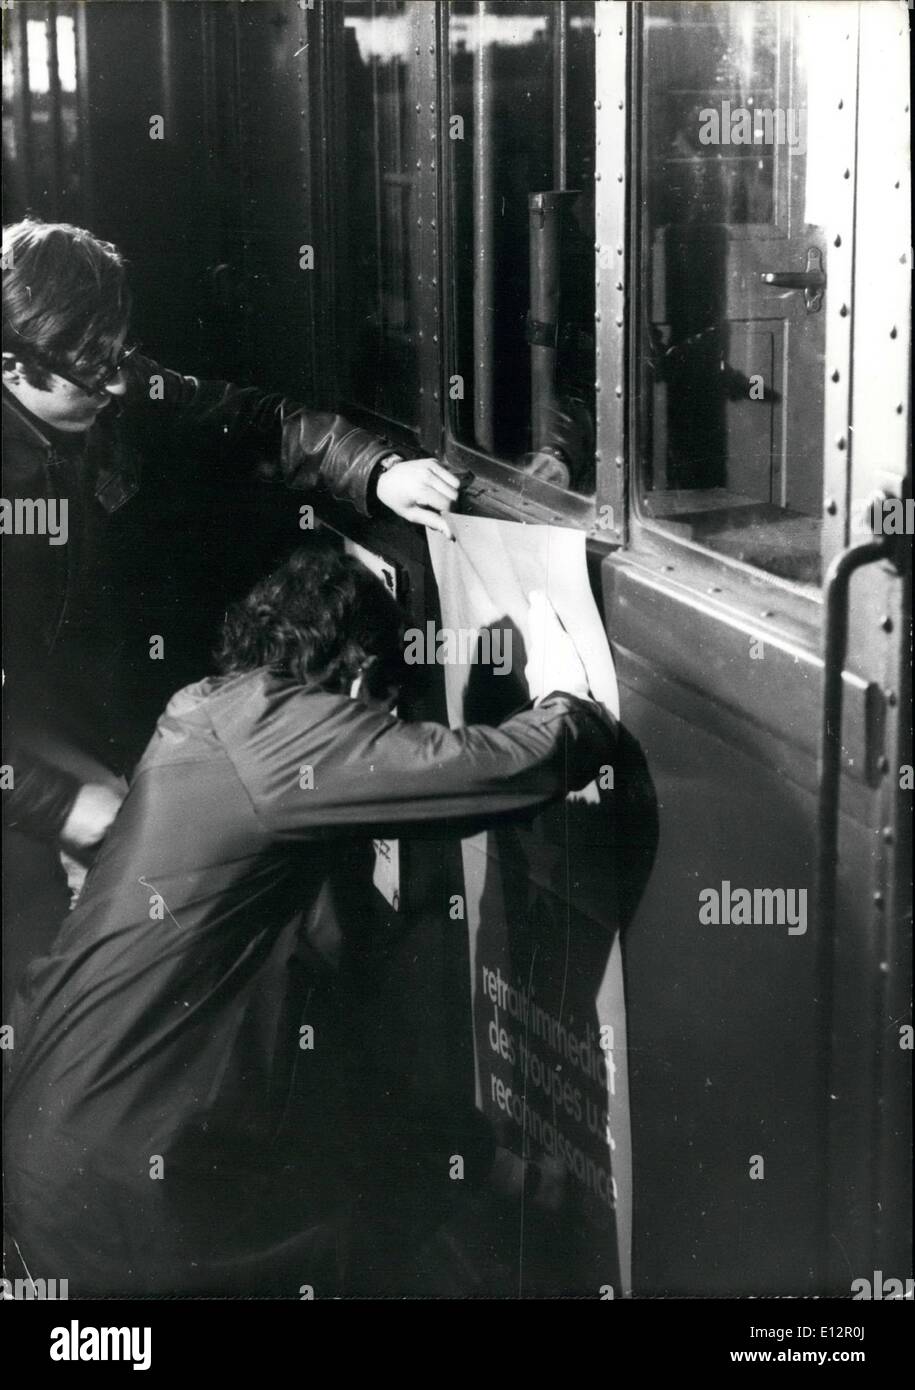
left=429, top=514, right=632, bottom=1296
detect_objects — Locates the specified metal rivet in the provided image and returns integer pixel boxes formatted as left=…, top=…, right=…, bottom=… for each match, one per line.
left=896, top=403, right=903, bottom=414
left=880, top=614, right=893, bottom=633
left=594, top=311, right=602, bottom=322
left=877, top=755, right=890, bottom=774
left=839, top=304, right=849, bottom=317
left=836, top=437, right=846, bottom=451
left=709, top=586, right=722, bottom=595
left=615, top=386, right=622, bottom=397
left=831, top=369, right=840, bottom=383
left=890, top=326, right=898, bottom=339
left=886, top=690, right=898, bottom=707
left=615, top=317, right=623, bottom=327
left=834, top=234, right=841, bottom=248
left=882, top=828, right=894, bottom=844
left=825, top=497, right=838, bottom=515
left=873, top=892, right=884, bottom=909
left=761, top=609, right=774, bottom=619
left=837, top=98, right=844, bottom=110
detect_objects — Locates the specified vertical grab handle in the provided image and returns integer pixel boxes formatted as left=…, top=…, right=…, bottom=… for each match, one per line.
left=817, top=537, right=893, bottom=932
left=815, top=530, right=897, bottom=1289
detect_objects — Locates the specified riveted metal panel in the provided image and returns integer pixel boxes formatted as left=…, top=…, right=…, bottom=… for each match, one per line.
left=593, top=0, right=628, bottom=544
left=408, top=0, right=445, bottom=453
left=819, top=4, right=860, bottom=568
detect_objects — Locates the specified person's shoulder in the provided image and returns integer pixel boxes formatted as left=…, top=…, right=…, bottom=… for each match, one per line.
left=203, top=669, right=356, bottom=742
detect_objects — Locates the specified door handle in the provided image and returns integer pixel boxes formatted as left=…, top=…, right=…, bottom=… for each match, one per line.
left=760, top=247, right=826, bottom=312
left=815, top=522, right=903, bottom=1288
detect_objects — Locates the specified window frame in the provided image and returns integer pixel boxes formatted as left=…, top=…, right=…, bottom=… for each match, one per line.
left=623, top=0, right=862, bottom=642
left=439, top=0, right=614, bottom=533
left=322, top=0, right=442, bottom=455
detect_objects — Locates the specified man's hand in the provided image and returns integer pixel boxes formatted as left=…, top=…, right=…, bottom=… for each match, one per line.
left=525, top=590, right=590, bottom=702
left=60, top=782, right=124, bottom=856
left=375, top=458, right=459, bottom=539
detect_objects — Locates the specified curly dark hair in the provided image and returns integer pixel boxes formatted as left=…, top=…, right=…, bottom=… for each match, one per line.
left=215, top=544, right=406, bottom=696
left=2, top=218, right=131, bottom=389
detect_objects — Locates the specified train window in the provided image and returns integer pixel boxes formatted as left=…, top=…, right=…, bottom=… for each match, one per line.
left=447, top=1, right=597, bottom=500
left=334, top=0, right=422, bottom=431
left=2, top=4, right=82, bottom=223
left=635, top=1, right=831, bottom=587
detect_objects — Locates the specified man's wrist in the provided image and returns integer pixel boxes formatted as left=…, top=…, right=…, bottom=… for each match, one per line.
left=367, top=453, right=403, bottom=514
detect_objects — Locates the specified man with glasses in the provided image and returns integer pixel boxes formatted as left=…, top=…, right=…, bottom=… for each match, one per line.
left=1, top=217, right=458, bottom=1005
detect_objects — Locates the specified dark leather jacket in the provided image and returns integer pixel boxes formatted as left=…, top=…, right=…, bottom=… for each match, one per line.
left=2, top=356, right=399, bottom=838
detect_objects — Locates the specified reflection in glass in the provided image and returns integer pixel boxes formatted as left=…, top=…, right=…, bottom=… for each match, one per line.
left=337, top=0, right=420, bottom=429
left=448, top=1, right=596, bottom=497
left=637, top=1, right=828, bottom=586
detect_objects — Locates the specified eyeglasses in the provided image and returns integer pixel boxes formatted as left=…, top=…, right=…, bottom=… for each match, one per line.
left=51, top=342, right=141, bottom=395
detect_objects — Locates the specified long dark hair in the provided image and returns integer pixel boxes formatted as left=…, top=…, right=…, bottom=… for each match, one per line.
left=216, top=544, right=406, bottom=696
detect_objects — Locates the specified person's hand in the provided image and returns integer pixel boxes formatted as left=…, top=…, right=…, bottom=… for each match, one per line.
left=60, top=782, right=124, bottom=856
left=59, top=850, right=89, bottom=909
left=375, top=458, right=459, bottom=539
left=525, top=590, right=590, bottom=702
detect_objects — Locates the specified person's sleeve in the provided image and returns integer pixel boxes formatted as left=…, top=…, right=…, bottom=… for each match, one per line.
left=127, top=355, right=399, bottom=516
left=1, top=733, right=82, bottom=840
left=215, top=689, right=617, bottom=842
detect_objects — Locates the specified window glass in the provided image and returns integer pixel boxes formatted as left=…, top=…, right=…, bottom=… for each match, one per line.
left=636, top=1, right=829, bottom=586
left=2, top=7, right=82, bottom=222
left=448, top=1, right=596, bottom=497
left=336, top=0, right=421, bottom=430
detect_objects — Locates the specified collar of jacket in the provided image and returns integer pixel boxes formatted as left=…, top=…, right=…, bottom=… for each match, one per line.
left=2, top=388, right=140, bottom=514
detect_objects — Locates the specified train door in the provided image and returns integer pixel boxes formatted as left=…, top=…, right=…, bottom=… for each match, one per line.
left=433, top=0, right=909, bottom=1296
left=82, top=0, right=906, bottom=1297
left=608, top=0, right=911, bottom=1294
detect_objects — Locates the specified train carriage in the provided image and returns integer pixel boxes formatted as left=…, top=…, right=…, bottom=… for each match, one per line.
left=2, top=0, right=910, bottom=1298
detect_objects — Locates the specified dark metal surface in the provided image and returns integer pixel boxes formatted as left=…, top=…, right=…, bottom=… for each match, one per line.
left=472, top=1, right=495, bottom=453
